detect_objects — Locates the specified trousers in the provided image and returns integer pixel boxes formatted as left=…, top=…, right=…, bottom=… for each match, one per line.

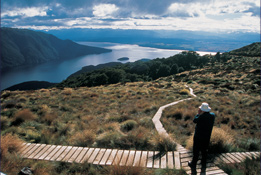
left=191, top=137, right=210, bottom=167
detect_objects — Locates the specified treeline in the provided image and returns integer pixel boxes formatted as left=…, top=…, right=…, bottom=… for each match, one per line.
left=57, top=51, right=231, bottom=88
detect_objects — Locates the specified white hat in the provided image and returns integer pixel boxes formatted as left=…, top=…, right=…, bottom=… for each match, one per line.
left=199, top=102, right=211, bottom=112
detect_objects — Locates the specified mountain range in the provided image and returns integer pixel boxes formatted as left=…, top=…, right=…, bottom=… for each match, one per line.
left=0, top=27, right=111, bottom=71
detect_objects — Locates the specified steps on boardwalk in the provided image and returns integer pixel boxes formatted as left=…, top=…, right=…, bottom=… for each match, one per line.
left=19, top=143, right=181, bottom=169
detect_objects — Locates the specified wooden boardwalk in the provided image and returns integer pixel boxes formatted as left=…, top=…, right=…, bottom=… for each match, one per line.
left=18, top=86, right=260, bottom=175
left=19, top=143, right=181, bottom=169
left=19, top=142, right=260, bottom=174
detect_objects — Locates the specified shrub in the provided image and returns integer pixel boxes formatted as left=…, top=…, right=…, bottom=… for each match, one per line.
left=61, top=88, right=73, bottom=95
left=179, top=89, right=190, bottom=95
left=69, top=130, right=96, bottom=147
left=150, top=135, right=176, bottom=152
left=186, top=127, right=235, bottom=153
left=120, top=120, right=138, bottom=132
left=1, top=134, right=23, bottom=159
left=95, top=131, right=123, bottom=148
left=12, top=109, right=37, bottom=126
left=237, top=138, right=261, bottom=151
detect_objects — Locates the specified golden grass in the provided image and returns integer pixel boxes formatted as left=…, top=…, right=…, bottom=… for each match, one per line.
left=12, top=109, right=37, bottom=126
left=68, top=129, right=96, bottom=147
left=186, top=127, right=235, bottom=153
left=1, top=134, right=23, bottom=158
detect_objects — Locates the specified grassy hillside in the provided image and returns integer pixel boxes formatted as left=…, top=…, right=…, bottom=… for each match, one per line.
left=1, top=42, right=260, bottom=174
left=0, top=27, right=111, bottom=70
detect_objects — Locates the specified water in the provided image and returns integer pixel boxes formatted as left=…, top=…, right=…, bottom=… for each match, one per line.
left=1, top=42, right=215, bottom=90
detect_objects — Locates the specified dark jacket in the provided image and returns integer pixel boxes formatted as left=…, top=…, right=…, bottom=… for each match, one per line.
left=193, top=112, right=215, bottom=140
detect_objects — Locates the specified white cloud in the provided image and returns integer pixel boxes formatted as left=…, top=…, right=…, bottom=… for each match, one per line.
left=2, top=7, right=48, bottom=18
left=93, top=4, right=119, bottom=17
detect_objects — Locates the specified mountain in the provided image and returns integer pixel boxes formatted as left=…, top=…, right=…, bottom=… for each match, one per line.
left=45, top=28, right=260, bottom=52
left=0, top=27, right=111, bottom=70
left=228, top=42, right=260, bottom=57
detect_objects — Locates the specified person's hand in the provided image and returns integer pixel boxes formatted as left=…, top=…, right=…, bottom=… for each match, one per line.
left=198, top=109, right=203, bottom=115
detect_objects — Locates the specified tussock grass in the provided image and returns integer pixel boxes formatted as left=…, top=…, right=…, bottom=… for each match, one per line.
left=186, top=127, right=235, bottom=153
left=12, top=109, right=37, bottom=126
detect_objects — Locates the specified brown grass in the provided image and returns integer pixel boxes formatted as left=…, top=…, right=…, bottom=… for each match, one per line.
left=12, top=109, right=37, bottom=126
left=186, top=127, right=235, bottom=153
left=69, top=129, right=96, bottom=147
left=1, top=134, right=23, bottom=158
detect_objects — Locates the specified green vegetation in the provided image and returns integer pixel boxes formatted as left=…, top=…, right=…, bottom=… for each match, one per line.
left=57, top=50, right=225, bottom=88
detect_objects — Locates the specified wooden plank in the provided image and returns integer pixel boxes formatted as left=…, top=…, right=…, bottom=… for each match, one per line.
left=74, top=148, right=89, bottom=163
left=120, top=150, right=130, bottom=166
left=67, top=147, right=84, bottom=163
left=93, top=149, right=106, bottom=165
left=133, top=151, right=142, bottom=167
left=160, top=153, right=167, bottom=168
left=113, top=150, right=124, bottom=165
left=106, top=149, right=118, bottom=165
left=34, top=145, right=52, bottom=159
left=146, top=151, right=154, bottom=168
left=56, top=146, right=73, bottom=161
left=180, top=152, right=193, bottom=158
left=153, top=151, right=160, bottom=168
left=244, top=152, right=255, bottom=159
left=87, top=148, right=100, bottom=163
left=219, top=154, right=233, bottom=164
left=80, top=148, right=94, bottom=163
left=28, top=144, right=46, bottom=159
left=241, top=152, right=253, bottom=159
left=23, top=144, right=42, bottom=158
left=232, top=153, right=245, bottom=161
left=50, top=146, right=68, bottom=161
left=19, top=143, right=30, bottom=153
left=235, top=153, right=246, bottom=160
left=174, top=151, right=181, bottom=169
left=126, top=150, right=136, bottom=166
left=140, top=151, right=148, bottom=167
left=221, top=153, right=236, bottom=163
left=249, top=152, right=258, bottom=158
left=63, top=147, right=78, bottom=162
left=99, top=149, right=112, bottom=165
left=39, top=145, right=57, bottom=160
left=167, top=152, right=174, bottom=169
left=227, top=153, right=242, bottom=162
left=20, top=143, right=36, bottom=156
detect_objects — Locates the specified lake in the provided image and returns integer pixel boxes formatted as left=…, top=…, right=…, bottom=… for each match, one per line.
left=1, top=42, right=216, bottom=90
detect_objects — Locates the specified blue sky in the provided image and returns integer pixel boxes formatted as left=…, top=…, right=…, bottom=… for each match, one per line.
left=1, top=0, right=260, bottom=33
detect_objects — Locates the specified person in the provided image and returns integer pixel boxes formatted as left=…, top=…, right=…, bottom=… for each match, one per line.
left=188, top=102, right=215, bottom=170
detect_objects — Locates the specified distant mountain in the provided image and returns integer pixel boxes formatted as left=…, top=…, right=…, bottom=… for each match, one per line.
left=4, top=81, right=57, bottom=91
left=229, top=42, right=260, bottom=57
left=0, top=27, right=111, bottom=70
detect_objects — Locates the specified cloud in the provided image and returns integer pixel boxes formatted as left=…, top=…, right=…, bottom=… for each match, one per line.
left=1, top=0, right=260, bottom=33
left=2, top=7, right=49, bottom=17
left=93, top=4, right=119, bottom=17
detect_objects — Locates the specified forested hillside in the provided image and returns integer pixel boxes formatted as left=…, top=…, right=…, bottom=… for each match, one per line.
left=0, top=28, right=111, bottom=70
left=57, top=51, right=231, bottom=88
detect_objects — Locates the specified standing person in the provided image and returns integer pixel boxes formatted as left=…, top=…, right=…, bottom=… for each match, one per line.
left=188, top=102, right=215, bottom=170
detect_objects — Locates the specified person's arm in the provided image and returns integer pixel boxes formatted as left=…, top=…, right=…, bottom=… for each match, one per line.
left=193, top=109, right=203, bottom=123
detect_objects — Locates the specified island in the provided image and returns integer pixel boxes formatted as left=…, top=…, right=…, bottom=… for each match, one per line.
left=117, top=57, right=129, bottom=61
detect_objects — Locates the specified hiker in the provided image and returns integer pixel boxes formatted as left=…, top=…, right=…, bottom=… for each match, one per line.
left=188, top=102, right=215, bottom=170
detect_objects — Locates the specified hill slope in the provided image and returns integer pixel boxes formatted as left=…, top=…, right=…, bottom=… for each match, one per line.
left=0, top=27, right=111, bottom=70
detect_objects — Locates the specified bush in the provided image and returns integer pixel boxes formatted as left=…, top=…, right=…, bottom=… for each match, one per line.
left=1, top=134, right=23, bottom=159
left=120, top=120, right=138, bottom=132
left=69, top=130, right=96, bottom=147
left=186, top=127, right=235, bottom=153
left=12, top=109, right=37, bottom=126
left=179, top=89, right=190, bottom=95
left=95, top=131, right=123, bottom=148
left=150, top=135, right=176, bottom=152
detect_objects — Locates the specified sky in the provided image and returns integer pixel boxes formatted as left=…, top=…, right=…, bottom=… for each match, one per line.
left=1, top=0, right=260, bottom=33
